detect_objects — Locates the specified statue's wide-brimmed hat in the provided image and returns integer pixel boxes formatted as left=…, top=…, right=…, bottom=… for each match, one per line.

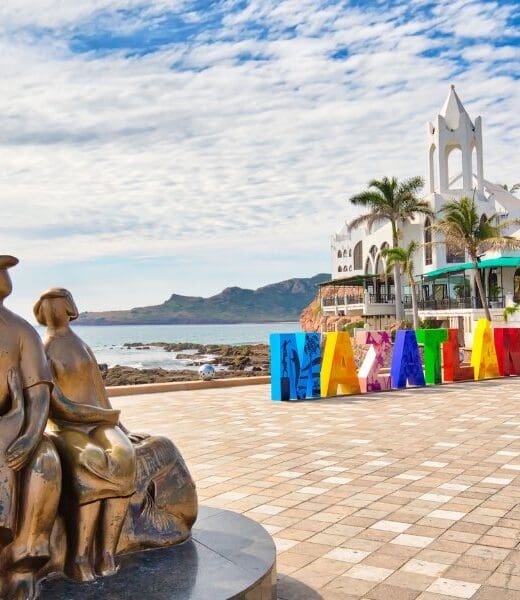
left=0, top=256, right=19, bottom=269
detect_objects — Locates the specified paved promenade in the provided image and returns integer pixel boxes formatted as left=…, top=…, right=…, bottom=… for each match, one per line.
left=112, top=380, right=520, bottom=600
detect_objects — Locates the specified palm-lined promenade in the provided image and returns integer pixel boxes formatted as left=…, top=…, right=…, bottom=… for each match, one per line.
left=115, top=380, right=520, bottom=599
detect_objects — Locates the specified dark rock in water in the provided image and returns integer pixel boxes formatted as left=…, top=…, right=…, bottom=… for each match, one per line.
left=104, top=343, right=270, bottom=385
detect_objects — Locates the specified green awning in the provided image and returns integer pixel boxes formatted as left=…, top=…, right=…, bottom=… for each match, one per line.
left=423, top=257, right=520, bottom=279
left=318, top=274, right=381, bottom=287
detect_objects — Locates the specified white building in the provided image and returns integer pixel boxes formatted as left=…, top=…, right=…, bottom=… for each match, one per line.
left=321, top=86, right=520, bottom=345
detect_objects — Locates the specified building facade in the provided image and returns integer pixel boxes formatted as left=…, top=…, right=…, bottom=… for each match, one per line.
left=322, top=87, right=520, bottom=345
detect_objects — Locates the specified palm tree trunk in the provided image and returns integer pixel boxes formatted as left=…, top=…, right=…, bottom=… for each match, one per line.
left=391, top=223, right=405, bottom=322
left=410, top=276, right=420, bottom=330
left=473, top=261, right=491, bottom=321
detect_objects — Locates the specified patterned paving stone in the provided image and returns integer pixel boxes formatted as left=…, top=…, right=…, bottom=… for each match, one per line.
left=112, top=378, right=520, bottom=599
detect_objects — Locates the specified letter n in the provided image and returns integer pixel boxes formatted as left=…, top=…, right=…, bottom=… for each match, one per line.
left=321, top=332, right=360, bottom=397
left=390, top=330, right=425, bottom=389
left=494, top=328, right=520, bottom=376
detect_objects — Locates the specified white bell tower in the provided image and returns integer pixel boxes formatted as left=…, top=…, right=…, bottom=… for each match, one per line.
left=426, top=86, right=484, bottom=195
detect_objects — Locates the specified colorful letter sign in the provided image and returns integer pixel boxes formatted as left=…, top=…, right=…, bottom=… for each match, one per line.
left=390, top=330, right=425, bottom=389
left=269, top=323, right=519, bottom=401
left=356, top=330, right=392, bottom=393
left=472, top=319, right=500, bottom=380
left=321, top=332, right=361, bottom=396
left=494, top=328, right=520, bottom=376
left=270, top=333, right=321, bottom=401
left=416, top=329, right=448, bottom=385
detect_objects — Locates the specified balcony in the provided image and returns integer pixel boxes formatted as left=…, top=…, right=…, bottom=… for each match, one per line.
left=321, top=291, right=396, bottom=317
left=405, top=294, right=506, bottom=311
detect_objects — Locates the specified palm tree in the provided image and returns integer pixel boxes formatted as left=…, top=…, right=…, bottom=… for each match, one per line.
left=501, top=183, right=520, bottom=194
left=433, top=196, right=520, bottom=321
left=383, top=241, right=420, bottom=329
left=348, top=176, right=433, bottom=322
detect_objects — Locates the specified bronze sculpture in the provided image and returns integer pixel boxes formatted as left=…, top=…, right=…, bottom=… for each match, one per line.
left=0, top=256, right=62, bottom=600
left=0, top=258, right=197, bottom=600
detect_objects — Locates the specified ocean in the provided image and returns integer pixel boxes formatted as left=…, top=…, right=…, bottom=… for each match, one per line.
left=35, top=322, right=301, bottom=370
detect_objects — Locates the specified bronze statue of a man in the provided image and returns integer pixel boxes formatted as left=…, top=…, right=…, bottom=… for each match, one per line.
left=0, top=256, right=62, bottom=600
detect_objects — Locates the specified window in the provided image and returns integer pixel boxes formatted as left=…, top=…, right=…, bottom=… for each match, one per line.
left=424, top=218, right=432, bottom=265
left=446, top=244, right=465, bottom=264
left=337, top=250, right=342, bottom=258
left=514, top=268, right=520, bottom=303
left=375, top=254, right=384, bottom=276
left=353, top=241, right=363, bottom=271
left=447, top=146, right=463, bottom=190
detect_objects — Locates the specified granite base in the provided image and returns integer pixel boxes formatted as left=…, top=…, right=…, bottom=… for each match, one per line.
left=39, top=507, right=276, bottom=600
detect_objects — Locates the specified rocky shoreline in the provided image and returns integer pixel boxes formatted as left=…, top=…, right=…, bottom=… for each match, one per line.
left=101, top=342, right=270, bottom=386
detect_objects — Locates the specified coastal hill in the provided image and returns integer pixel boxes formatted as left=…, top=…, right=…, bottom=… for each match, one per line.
left=77, top=274, right=330, bottom=325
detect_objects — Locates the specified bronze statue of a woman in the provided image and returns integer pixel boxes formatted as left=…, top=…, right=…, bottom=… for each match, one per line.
left=34, top=288, right=197, bottom=583
left=34, top=288, right=136, bottom=582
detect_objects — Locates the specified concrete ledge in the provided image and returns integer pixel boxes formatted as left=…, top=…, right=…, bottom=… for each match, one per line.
left=106, top=375, right=271, bottom=397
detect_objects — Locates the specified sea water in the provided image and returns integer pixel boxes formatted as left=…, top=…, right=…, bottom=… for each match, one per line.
left=36, top=322, right=301, bottom=369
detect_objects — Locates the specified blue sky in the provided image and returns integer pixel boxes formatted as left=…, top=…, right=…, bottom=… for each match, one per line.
left=1, top=0, right=519, bottom=318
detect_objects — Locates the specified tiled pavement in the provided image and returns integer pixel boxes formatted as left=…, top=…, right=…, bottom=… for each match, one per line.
left=112, top=379, right=520, bottom=599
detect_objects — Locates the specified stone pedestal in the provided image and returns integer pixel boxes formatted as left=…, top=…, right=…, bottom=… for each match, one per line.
left=39, top=507, right=276, bottom=600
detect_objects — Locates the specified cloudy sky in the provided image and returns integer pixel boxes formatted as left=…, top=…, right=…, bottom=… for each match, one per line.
left=1, top=0, right=519, bottom=318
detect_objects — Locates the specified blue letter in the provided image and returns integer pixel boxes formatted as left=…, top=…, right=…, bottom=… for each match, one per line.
left=270, top=333, right=321, bottom=401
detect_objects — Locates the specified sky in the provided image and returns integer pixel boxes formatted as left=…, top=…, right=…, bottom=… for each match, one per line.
left=1, top=0, right=519, bottom=319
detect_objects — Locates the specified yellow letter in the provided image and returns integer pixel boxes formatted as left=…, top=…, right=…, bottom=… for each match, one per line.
left=471, top=319, right=500, bottom=380
left=321, top=332, right=361, bottom=397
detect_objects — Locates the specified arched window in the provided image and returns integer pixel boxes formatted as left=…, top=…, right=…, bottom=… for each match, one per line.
left=369, top=245, right=378, bottom=259
left=375, top=254, right=384, bottom=276
left=365, top=257, right=373, bottom=275
left=472, top=144, right=478, bottom=187
left=338, top=266, right=342, bottom=272
left=514, top=268, right=520, bottom=303
left=337, top=250, right=342, bottom=258
left=447, top=146, right=463, bottom=190
left=424, top=218, right=432, bottom=265
left=353, top=241, right=363, bottom=271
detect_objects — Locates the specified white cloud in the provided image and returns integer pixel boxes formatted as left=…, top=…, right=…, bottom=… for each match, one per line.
left=0, top=0, right=518, bottom=316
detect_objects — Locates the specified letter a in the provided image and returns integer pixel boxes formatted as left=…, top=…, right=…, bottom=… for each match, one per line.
left=390, top=330, right=425, bottom=389
left=321, top=332, right=360, bottom=397
left=471, top=319, right=500, bottom=380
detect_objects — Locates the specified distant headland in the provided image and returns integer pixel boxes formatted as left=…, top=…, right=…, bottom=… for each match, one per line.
left=76, top=274, right=330, bottom=325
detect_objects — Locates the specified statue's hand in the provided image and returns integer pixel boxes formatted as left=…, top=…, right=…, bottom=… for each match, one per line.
left=6, top=434, right=37, bottom=471
left=128, top=432, right=150, bottom=443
